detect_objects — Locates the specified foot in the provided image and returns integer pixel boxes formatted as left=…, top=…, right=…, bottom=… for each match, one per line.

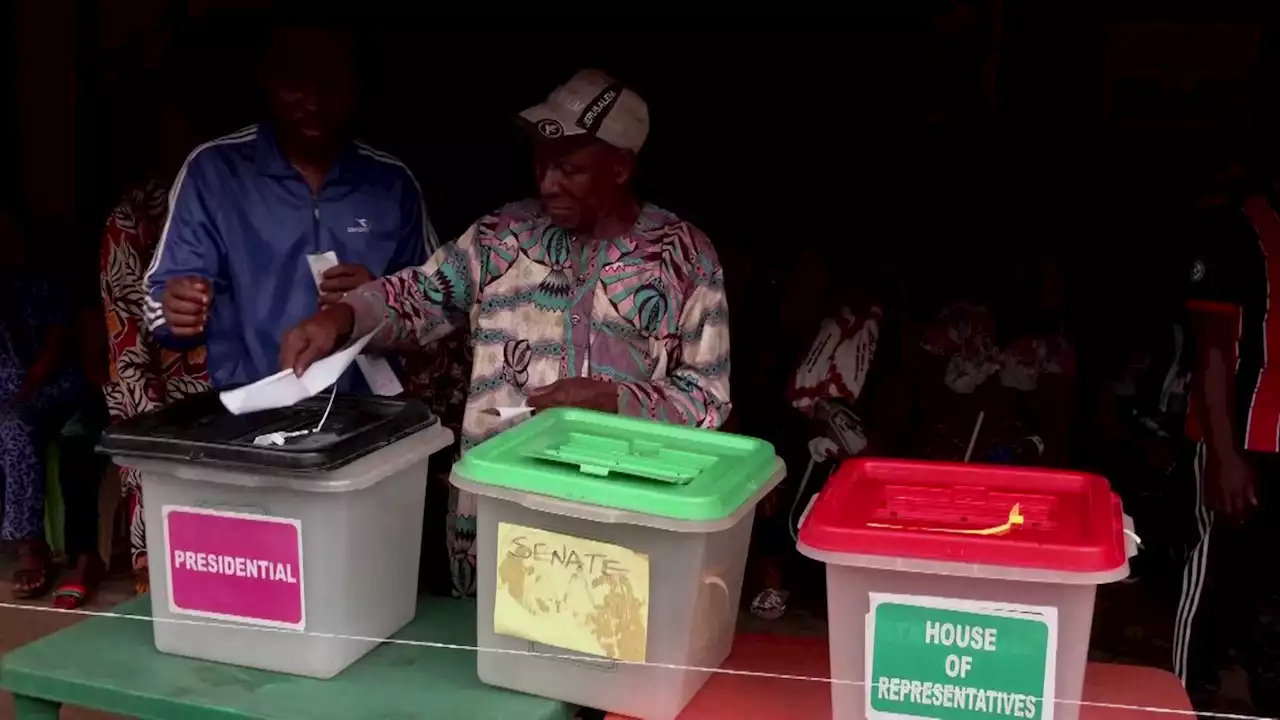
left=12, top=540, right=53, bottom=599
left=750, top=588, right=791, bottom=621
left=52, top=554, right=105, bottom=609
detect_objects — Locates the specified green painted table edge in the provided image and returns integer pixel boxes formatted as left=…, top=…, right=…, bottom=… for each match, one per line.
left=0, top=596, right=576, bottom=720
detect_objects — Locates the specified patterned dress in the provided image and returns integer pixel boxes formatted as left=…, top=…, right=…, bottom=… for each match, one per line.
left=100, top=180, right=210, bottom=572
left=914, top=301, right=1075, bottom=462
left=0, top=275, right=85, bottom=541
left=345, top=200, right=732, bottom=597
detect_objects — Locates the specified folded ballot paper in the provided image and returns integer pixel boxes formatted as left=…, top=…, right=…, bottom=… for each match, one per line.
left=219, top=328, right=377, bottom=415
left=306, top=251, right=404, bottom=397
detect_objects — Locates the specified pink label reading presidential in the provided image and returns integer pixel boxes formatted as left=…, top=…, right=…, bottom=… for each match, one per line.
left=163, top=506, right=305, bottom=630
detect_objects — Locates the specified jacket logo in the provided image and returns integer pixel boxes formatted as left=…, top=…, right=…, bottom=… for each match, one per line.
left=347, top=218, right=370, bottom=233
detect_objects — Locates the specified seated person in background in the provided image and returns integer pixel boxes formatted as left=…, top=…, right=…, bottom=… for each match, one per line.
left=101, top=91, right=211, bottom=597
left=0, top=211, right=86, bottom=599
left=48, top=301, right=111, bottom=610
left=279, top=69, right=731, bottom=597
left=891, top=254, right=1076, bottom=465
left=146, top=18, right=437, bottom=391
left=749, top=251, right=902, bottom=620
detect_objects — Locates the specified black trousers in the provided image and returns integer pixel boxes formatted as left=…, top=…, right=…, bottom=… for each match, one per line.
left=1175, top=442, right=1280, bottom=715
left=55, top=392, right=107, bottom=561
left=56, top=432, right=103, bottom=559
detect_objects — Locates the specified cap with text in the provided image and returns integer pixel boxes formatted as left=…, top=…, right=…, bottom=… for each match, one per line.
left=519, top=69, right=649, bottom=153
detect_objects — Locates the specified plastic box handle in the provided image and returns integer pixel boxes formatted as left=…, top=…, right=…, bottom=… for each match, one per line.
left=198, top=502, right=271, bottom=517
left=1123, top=513, right=1140, bottom=559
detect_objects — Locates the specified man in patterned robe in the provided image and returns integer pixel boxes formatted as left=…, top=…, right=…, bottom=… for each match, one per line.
left=279, top=70, right=732, bottom=597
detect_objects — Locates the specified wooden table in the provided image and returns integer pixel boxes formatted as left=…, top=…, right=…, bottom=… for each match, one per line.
left=0, top=596, right=576, bottom=719
left=605, top=633, right=1193, bottom=719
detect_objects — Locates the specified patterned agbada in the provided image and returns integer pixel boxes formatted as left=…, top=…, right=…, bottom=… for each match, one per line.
left=348, top=199, right=731, bottom=442
left=100, top=179, right=211, bottom=581
left=345, top=199, right=731, bottom=595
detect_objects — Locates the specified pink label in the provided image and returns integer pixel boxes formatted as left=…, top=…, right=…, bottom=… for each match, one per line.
left=163, top=506, right=305, bottom=630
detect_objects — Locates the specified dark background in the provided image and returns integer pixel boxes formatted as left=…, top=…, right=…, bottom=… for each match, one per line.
left=0, top=1, right=1273, bottom=686
left=6, top=0, right=1279, bottom=445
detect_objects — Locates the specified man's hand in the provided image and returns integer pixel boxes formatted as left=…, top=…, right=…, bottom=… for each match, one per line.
left=278, top=304, right=355, bottom=377
left=527, top=378, right=620, bottom=413
left=162, top=277, right=211, bottom=337
left=319, top=264, right=375, bottom=307
left=1205, top=445, right=1259, bottom=522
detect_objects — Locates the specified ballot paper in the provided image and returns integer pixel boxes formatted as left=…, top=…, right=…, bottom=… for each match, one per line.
left=480, top=405, right=535, bottom=420
left=305, top=251, right=404, bottom=397
left=219, top=329, right=377, bottom=415
left=305, top=251, right=341, bottom=290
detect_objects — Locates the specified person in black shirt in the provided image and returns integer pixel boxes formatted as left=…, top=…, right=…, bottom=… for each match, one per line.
left=1178, top=190, right=1280, bottom=714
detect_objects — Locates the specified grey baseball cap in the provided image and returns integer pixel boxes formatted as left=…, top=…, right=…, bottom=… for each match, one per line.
left=519, top=69, right=650, bottom=152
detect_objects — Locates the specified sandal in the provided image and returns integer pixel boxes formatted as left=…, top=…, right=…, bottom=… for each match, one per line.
left=750, top=588, right=791, bottom=621
left=12, top=539, right=54, bottom=599
left=52, top=554, right=104, bottom=609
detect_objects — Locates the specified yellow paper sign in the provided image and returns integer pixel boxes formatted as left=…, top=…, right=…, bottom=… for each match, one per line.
left=494, top=522, right=650, bottom=663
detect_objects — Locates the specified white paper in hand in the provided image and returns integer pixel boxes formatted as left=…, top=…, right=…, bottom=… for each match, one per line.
left=305, top=252, right=404, bottom=397
left=218, top=329, right=378, bottom=415
left=306, top=251, right=340, bottom=288
left=479, top=404, right=535, bottom=420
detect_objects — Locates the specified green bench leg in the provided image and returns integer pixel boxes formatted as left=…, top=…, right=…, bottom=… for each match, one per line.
left=12, top=694, right=61, bottom=719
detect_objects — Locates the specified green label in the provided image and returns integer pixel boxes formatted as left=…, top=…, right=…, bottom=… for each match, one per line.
left=868, top=598, right=1055, bottom=720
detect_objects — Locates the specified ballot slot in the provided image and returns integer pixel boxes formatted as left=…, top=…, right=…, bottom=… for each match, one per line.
left=524, top=432, right=718, bottom=484
left=872, top=485, right=1060, bottom=531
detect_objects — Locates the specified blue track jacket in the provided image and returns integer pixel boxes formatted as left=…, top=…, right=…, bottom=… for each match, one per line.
left=143, top=124, right=439, bottom=391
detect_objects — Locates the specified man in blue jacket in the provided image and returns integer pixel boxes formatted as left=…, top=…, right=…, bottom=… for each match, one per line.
left=144, top=20, right=437, bottom=391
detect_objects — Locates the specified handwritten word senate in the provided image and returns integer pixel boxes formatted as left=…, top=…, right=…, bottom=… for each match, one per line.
left=506, top=536, right=630, bottom=577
